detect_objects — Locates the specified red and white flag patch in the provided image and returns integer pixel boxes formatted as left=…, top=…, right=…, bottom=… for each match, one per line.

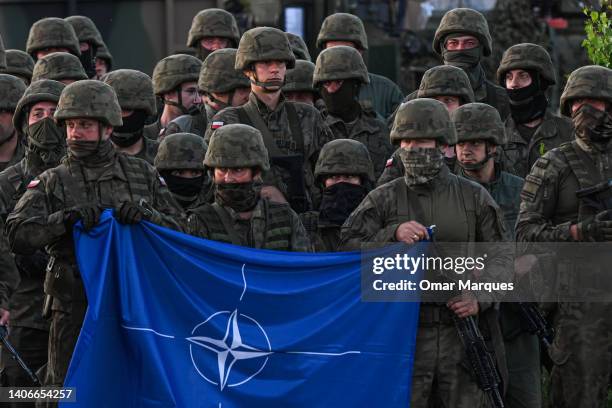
left=27, top=179, right=40, bottom=189
left=385, top=158, right=394, bottom=168
left=211, top=121, right=224, bottom=129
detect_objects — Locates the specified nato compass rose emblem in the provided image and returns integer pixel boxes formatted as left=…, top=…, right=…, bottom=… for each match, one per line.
left=122, top=264, right=360, bottom=396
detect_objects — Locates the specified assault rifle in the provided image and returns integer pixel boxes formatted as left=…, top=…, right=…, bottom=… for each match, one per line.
left=0, top=325, right=40, bottom=385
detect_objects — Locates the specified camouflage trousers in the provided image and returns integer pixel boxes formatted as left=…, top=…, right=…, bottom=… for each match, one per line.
left=504, top=332, right=541, bottom=408
left=411, top=306, right=486, bottom=408
left=1, top=326, right=48, bottom=408
left=548, top=302, right=612, bottom=408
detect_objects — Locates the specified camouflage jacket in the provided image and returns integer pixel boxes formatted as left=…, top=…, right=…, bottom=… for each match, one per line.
left=500, top=110, right=574, bottom=178
left=132, top=135, right=159, bottom=165
left=0, top=139, right=25, bottom=173
left=187, top=198, right=312, bottom=252
left=325, top=107, right=393, bottom=178
left=205, top=92, right=334, bottom=211
left=359, top=72, right=404, bottom=120
left=161, top=105, right=214, bottom=138
left=0, top=217, right=19, bottom=313
left=143, top=118, right=163, bottom=141
left=299, top=210, right=341, bottom=252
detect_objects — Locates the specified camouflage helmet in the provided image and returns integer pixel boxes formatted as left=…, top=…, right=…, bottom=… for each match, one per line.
left=204, top=124, right=270, bottom=171
left=433, top=8, right=492, bottom=57
left=13, top=79, right=65, bottom=129
left=390, top=98, right=457, bottom=144
left=64, top=15, right=104, bottom=48
left=152, top=54, right=202, bottom=95
left=451, top=102, right=505, bottom=145
left=314, top=138, right=374, bottom=184
left=316, top=13, right=368, bottom=50
left=0, top=74, right=27, bottom=111
left=96, top=42, right=113, bottom=69
left=496, top=43, right=555, bottom=87
left=283, top=60, right=316, bottom=93
left=54, top=80, right=122, bottom=127
left=31, top=52, right=88, bottom=82
left=286, top=32, right=311, bottom=61
left=235, top=27, right=295, bottom=70
left=313, top=45, right=369, bottom=87
left=3, top=50, right=35, bottom=82
left=103, top=69, right=156, bottom=115
left=155, top=132, right=207, bottom=171
left=199, top=48, right=250, bottom=94
left=560, top=65, right=612, bottom=116
left=417, top=65, right=475, bottom=104
left=186, top=9, right=240, bottom=48
left=26, top=17, right=81, bottom=57
left=0, top=34, right=6, bottom=70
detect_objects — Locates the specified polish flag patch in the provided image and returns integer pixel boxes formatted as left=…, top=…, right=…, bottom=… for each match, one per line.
left=211, top=121, right=224, bottom=129
left=385, top=158, right=394, bottom=168
left=27, top=179, right=40, bottom=189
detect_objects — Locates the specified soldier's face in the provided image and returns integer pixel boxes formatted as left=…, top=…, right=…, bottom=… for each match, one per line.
left=571, top=98, right=607, bottom=114
left=168, top=82, right=201, bottom=110
left=400, top=139, right=436, bottom=150
left=95, top=58, right=109, bottom=78
left=171, top=169, right=203, bottom=179
left=433, top=96, right=461, bottom=112
left=324, top=175, right=361, bottom=188
left=456, top=140, right=495, bottom=164
left=322, top=80, right=343, bottom=94
left=231, top=87, right=251, bottom=106
left=35, top=47, right=70, bottom=59
left=200, top=37, right=230, bottom=52
left=285, top=91, right=314, bottom=105
left=251, top=60, right=286, bottom=83
left=505, top=69, right=532, bottom=89
left=28, top=101, right=57, bottom=126
left=59, top=79, right=77, bottom=85
left=325, top=41, right=359, bottom=51
left=444, top=36, right=479, bottom=51
left=214, top=167, right=255, bottom=184
left=0, top=111, right=15, bottom=140
left=66, top=118, right=112, bottom=141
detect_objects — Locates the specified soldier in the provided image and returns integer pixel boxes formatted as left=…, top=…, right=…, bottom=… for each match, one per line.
left=0, top=75, right=26, bottom=172
left=31, top=52, right=88, bottom=85
left=205, top=26, right=333, bottom=213
left=6, top=80, right=182, bottom=394
left=0, top=80, right=66, bottom=399
left=496, top=43, right=574, bottom=178
left=188, top=124, right=311, bottom=251
left=313, top=45, right=393, bottom=177
left=379, top=65, right=475, bottom=186
left=103, top=69, right=159, bottom=164
left=300, top=139, right=373, bottom=252
left=154, top=132, right=212, bottom=209
left=340, top=98, right=507, bottom=407
left=515, top=65, right=612, bottom=408
left=25, top=17, right=80, bottom=61
left=286, top=32, right=311, bottom=61
left=186, top=8, right=240, bottom=61
left=283, top=60, right=317, bottom=106
left=432, top=8, right=510, bottom=120
left=2, top=50, right=34, bottom=85
left=146, top=54, right=202, bottom=140
left=65, top=16, right=104, bottom=78
left=163, top=48, right=250, bottom=138
left=317, top=13, right=403, bottom=120
left=94, top=42, right=112, bottom=80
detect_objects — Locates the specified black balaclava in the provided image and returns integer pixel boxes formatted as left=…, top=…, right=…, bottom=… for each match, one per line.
left=320, top=79, right=361, bottom=122
left=318, top=181, right=368, bottom=226
left=111, top=110, right=148, bottom=148
left=506, top=70, right=548, bottom=124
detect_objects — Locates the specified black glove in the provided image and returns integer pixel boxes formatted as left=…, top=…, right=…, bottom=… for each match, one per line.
left=64, top=206, right=101, bottom=232
left=578, top=210, right=612, bottom=241
left=114, top=202, right=146, bottom=225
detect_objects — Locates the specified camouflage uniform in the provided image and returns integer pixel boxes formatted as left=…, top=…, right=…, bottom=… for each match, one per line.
left=1, top=50, right=34, bottom=84
left=31, top=52, right=87, bottom=83
left=0, top=80, right=65, bottom=398
left=186, top=8, right=239, bottom=61
left=433, top=8, right=510, bottom=120
left=145, top=54, right=202, bottom=140
left=164, top=48, right=249, bottom=138
left=103, top=69, right=159, bottom=164
left=95, top=42, right=112, bottom=72
left=496, top=44, right=574, bottom=178
left=300, top=139, right=374, bottom=252
left=6, top=80, right=181, bottom=396
left=340, top=98, right=507, bottom=408
left=65, top=16, right=104, bottom=78
left=205, top=27, right=333, bottom=213
left=515, top=65, right=612, bottom=408
left=313, top=45, right=393, bottom=178
left=25, top=18, right=80, bottom=60
left=316, top=13, right=403, bottom=120
left=0, top=74, right=27, bottom=172
left=154, top=132, right=212, bottom=209
left=379, top=65, right=474, bottom=186
left=286, top=32, right=311, bottom=61
left=188, top=124, right=311, bottom=251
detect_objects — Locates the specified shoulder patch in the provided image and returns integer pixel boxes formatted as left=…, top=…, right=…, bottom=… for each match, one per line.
left=386, top=158, right=394, bottom=168
left=27, top=179, right=40, bottom=189
left=211, top=121, right=224, bottom=129
left=159, top=176, right=166, bottom=187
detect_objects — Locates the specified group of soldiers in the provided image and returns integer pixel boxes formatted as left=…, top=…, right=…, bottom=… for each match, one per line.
left=0, top=6, right=610, bottom=408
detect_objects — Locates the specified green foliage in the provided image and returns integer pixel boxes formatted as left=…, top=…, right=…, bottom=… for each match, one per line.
left=582, top=0, right=612, bottom=68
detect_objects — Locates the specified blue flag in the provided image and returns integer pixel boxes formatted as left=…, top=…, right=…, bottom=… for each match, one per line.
left=63, top=211, right=420, bottom=407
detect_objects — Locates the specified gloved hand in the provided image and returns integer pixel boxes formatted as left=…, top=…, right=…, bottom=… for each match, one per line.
left=64, top=205, right=101, bottom=232
left=577, top=210, right=612, bottom=241
left=114, top=201, right=149, bottom=224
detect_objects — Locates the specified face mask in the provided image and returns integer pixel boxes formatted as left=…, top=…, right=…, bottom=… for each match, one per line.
left=196, top=46, right=214, bottom=61
left=215, top=181, right=260, bottom=212
left=162, top=172, right=204, bottom=199
left=319, top=182, right=368, bottom=226
left=79, top=46, right=97, bottom=78
left=67, top=139, right=99, bottom=158
left=399, top=147, right=445, bottom=186
left=572, top=104, right=612, bottom=145
left=26, top=117, right=66, bottom=167
left=442, top=46, right=482, bottom=70
left=321, top=80, right=361, bottom=122
left=115, top=110, right=147, bottom=134
left=506, top=79, right=547, bottom=124
left=0, top=121, right=15, bottom=145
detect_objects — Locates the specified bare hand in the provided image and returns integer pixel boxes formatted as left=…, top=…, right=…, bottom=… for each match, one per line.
left=514, top=254, right=538, bottom=278
left=260, top=186, right=288, bottom=204
left=447, top=294, right=479, bottom=318
left=395, top=221, right=429, bottom=244
left=0, top=308, right=10, bottom=326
